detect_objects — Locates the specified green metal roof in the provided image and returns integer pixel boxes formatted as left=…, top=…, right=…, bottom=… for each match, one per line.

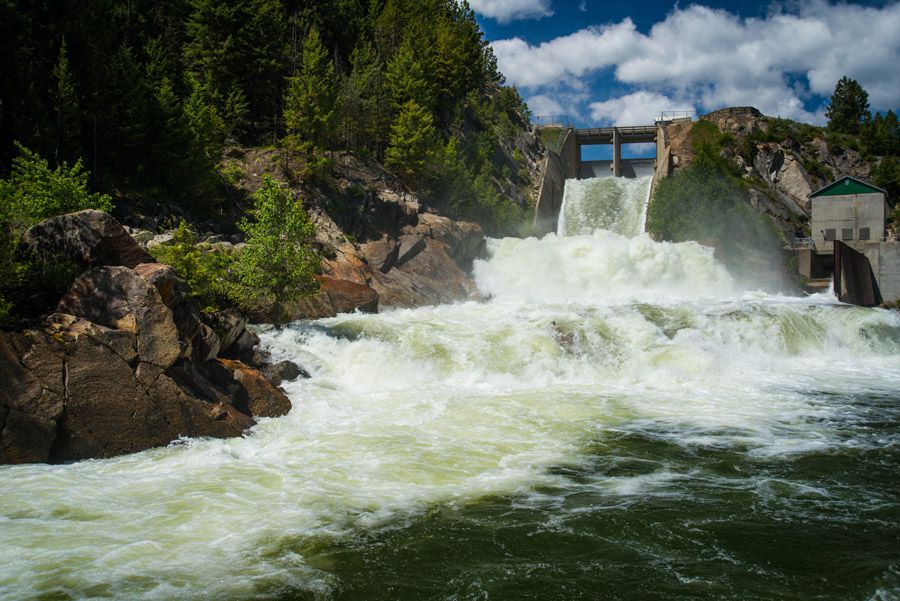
left=810, top=176, right=886, bottom=198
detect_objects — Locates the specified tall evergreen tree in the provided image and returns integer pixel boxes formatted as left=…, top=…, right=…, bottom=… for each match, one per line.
left=283, top=28, right=336, bottom=158
left=826, top=76, right=870, bottom=134
left=385, top=99, right=438, bottom=185
left=51, top=37, right=81, bottom=166
left=339, top=41, right=388, bottom=154
left=385, top=39, right=435, bottom=114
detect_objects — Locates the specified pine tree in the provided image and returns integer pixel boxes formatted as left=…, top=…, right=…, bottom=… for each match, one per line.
left=385, top=39, right=435, bottom=114
left=51, top=37, right=81, bottom=166
left=340, top=41, right=388, bottom=154
left=385, top=99, right=438, bottom=184
left=826, top=76, right=870, bottom=134
left=283, top=27, right=336, bottom=158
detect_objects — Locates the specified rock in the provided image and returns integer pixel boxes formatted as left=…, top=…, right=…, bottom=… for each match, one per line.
left=371, top=238, right=479, bottom=308
left=206, top=309, right=247, bottom=350
left=396, top=235, right=426, bottom=266
left=133, top=263, right=186, bottom=307
left=359, top=237, right=399, bottom=273
left=320, top=276, right=379, bottom=314
left=403, top=213, right=486, bottom=271
left=262, top=360, right=308, bottom=386
left=45, top=313, right=138, bottom=363
left=217, top=359, right=292, bottom=418
left=0, top=331, right=65, bottom=464
left=192, top=323, right=221, bottom=363
left=20, top=209, right=155, bottom=269
left=146, top=233, right=174, bottom=248
left=224, top=328, right=260, bottom=362
left=58, top=266, right=181, bottom=369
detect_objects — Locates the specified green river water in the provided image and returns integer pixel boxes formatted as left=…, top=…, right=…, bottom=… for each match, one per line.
left=1, top=176, right=898, bottom=600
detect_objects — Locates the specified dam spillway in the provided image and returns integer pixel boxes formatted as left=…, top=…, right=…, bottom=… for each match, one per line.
left=1, top=178, right=899, bottom=599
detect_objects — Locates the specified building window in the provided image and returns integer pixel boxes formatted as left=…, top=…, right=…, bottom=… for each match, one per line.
left=842, top=227, right=853, bottom=240
left=824, top=228, right=836, bottom=241
left=859, top=227, right=870, bottom=241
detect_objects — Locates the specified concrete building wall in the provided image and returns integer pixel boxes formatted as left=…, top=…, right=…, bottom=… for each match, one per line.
left=810, top=192, right=887, bottom=253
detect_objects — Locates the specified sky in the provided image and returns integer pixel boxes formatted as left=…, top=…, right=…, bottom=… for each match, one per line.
left=469, top=0, right=900, bottom=133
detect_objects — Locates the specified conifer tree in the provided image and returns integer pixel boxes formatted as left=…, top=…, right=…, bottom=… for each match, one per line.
left=340, top=41, right=388, bottom=154
left=826, top=76, right=870, bottom=134
left=283, top=28, right=336, bottom=159
left=385, top=39, right=435, bottom=114
left=385, top=99, right=438, bottom=184
left=51, top=37, right=81, bottom=166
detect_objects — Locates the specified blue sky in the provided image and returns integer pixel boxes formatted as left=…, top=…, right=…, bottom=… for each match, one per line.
left=470, top=0, right=900, bottom=133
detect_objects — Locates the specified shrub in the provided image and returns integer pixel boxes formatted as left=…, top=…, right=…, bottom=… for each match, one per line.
left=148, top=221, right=234, bottom=312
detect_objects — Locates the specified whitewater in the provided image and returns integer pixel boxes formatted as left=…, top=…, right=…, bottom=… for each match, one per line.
left=1, top=176, right=899, bottom=600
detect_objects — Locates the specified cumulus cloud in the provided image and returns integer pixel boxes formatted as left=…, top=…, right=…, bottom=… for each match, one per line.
left=589, top=91, right=695, bottom=125
left=491, top=1, right=900, bottom=124
left=468, top=0, right=553, bottom=23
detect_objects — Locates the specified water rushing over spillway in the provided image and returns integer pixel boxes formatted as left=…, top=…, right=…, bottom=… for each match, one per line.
left=2, top=178, right=900, bottom=600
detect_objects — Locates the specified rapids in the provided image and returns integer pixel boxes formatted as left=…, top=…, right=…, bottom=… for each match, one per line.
left=1, top=176, right=899, bottom=600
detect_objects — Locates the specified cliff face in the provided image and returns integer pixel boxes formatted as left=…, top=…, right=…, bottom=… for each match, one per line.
left=664, top=107, right=880, bottom=240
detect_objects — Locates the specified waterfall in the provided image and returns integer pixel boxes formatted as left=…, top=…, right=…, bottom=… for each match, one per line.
left=557, top=176, right=653, bottom=237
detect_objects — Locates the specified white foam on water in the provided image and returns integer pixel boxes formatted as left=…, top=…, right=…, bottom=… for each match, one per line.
left=1, top=177, right=899, bottom=599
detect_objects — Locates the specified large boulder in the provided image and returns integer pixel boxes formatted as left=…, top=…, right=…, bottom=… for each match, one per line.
left=20, top=209, right=154, bottom=269
left=0, top=331, right=65, bottom=464
left=403, top=214, right=486, bottom=271
left=371, top=238, right=479, bottom=308
left=259, top=275, right=380, bottom=322
left=215, top=359, right=292, bottom=418
left=58, top=266, right=181, bottom=369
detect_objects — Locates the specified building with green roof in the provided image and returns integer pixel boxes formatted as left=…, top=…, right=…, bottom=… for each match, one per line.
left=810, top=176, right=888, bottom=254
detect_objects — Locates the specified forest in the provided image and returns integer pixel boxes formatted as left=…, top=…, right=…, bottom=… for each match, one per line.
left=0, top=0, right=533, bottom=322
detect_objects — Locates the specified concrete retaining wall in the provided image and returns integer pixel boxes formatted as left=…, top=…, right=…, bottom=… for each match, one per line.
left=863, top=241, right=900, bottom=303
left=533, top=128, right=578, bottom=235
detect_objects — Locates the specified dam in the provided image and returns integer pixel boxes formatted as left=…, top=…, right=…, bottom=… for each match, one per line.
left=532, top=118, right=681, bottom=234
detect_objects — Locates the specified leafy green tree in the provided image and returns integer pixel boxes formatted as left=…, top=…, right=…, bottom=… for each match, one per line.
left=231, top=175, right=320, bottom=321
left=0, top=144, right=112, bottom=321
left=283, top=27, right=337, bottom=159
left=826, top=76, right=870, bottom=134
left=1, top=143, right=112, bottom=230
left=385, top=99, right=439, bottom=184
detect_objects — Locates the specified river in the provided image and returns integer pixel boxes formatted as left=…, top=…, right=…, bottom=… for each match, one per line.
left=1, top=176, right=899, bottom=600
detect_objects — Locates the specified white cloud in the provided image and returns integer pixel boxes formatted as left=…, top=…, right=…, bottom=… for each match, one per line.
left=491, top=1, right=900, bottom=124
left=525, top=94, right=565, bottom=116
left=589, top=91, right=695, bottom=125
left=468, top=0, right=553, bottom=23
left=492, top=20, right=640, bottom=88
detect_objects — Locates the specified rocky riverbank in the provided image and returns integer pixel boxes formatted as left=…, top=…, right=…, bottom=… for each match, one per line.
left=0, top=210, right=294, bottom=464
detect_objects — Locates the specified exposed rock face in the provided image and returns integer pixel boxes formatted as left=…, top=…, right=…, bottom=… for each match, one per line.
left=58, top=266, right=182, bottom=369
left=20, top=209, right=154, bottom=269
left=0, top=213, right=295, bottom=465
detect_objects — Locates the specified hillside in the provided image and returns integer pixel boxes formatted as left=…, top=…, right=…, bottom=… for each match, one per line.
left=649, top=106, right=899, bottom=287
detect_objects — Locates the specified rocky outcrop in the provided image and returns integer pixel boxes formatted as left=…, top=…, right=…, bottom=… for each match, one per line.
left=0, top=212, right=296, bottom=465
left=20, top=209, right=154, bottom=269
